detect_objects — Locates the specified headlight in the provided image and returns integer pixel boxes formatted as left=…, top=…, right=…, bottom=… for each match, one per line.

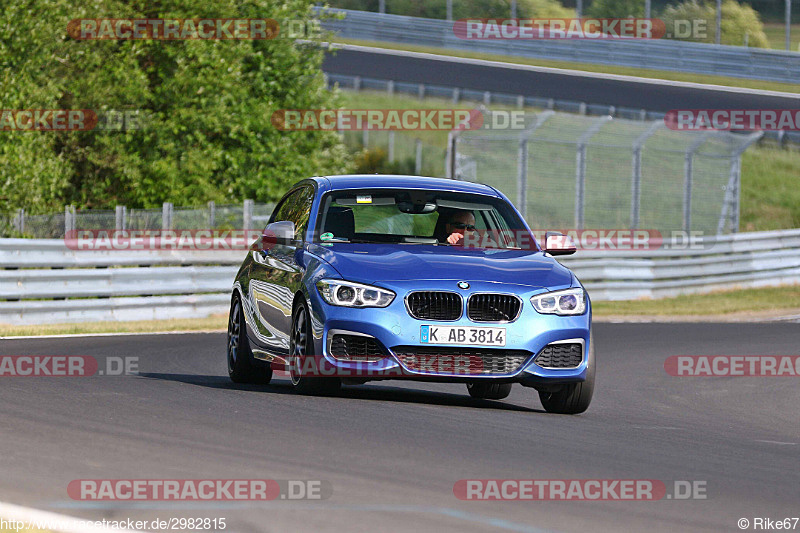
left=531, top=288, right=586, bottom=315
left=316, top=279, right=395, bottom=308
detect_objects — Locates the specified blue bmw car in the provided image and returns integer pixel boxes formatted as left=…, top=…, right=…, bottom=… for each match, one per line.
left=227, top=175, right=594, bottom=414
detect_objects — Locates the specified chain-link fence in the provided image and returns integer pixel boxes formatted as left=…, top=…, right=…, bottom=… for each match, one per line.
left=448, top=111, right=763, bottom=234
left=2, top=201, right=275, bottom=239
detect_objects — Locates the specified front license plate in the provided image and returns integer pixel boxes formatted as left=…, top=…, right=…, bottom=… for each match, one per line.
left=420, top=325, right=506, bottom=347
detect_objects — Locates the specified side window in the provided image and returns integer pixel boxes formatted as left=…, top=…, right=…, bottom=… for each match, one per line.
left=269, top=186, right=314, bottom=241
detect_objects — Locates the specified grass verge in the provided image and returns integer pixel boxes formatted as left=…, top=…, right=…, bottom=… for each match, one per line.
left=333, top=38, right=800, bottom=94
left=763, top=23, right=800, bottom=51
left=740, top=146, right=800, bottom=231
left=592, top=285, right=800, bottom=316
left=0, top=314, right=227, bottom=337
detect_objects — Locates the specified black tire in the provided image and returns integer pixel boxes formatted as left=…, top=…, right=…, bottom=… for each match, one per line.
left=227, top=294, right=272, bottom=384
left=289, top=300, right=341, bottom=396
left=538, top=336, right=595, bottom=414
left=467, top=382, right=512, bottom=400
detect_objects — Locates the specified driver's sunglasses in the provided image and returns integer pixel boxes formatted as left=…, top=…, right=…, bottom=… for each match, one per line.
left=450, top=222, right=476, bottom=231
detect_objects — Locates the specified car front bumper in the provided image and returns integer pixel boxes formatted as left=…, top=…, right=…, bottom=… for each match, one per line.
left=305, top=279, right=592, bottom=385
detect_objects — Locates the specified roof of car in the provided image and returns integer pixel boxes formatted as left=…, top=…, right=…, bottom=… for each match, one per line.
left=308, top=175, right=499, bottom=196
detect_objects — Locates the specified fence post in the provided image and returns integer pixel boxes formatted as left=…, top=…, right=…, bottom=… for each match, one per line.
left=362, top=128, right=369, bottom=148
left=452, top=88, right=460, bottom=104
left=14, top=208, right=25, bottom=235
left=683, top=133, right=710, bottom=232
left=162, top=202, right=173, bottom=230
left=445, top=131, right=459, bottom=179
left=208, top=201, right=216, bottom=228
left=353, top=76, right=361, bottom=91
left=115, top=205, right=127, bottom=231
left=243, top=199, right=253, bottom=231
left=517, top=138, right=528, bottom=220
left=682, top=157, right=694, bottom=233
left=387, top=80, right=394, bottom=96
left=483, top=91, right=491, bottom=105
left=64, top=205, right=75, bottom=236
left=630, top=121, right=663, bottom=229
left=446, top=108, right=480, bottom=179
left=418, top=83, right=425, bottom=99
left=732, top=156, right=741, bottom=232
left=516, top=95, right=524, bottom=109
left=415, top=138, right=423, bottom=175
left=388, top=130, right=395, bottom=162
left=575, top=116, right=612, bottom=230
left=514, top=110, right=555, bottom=221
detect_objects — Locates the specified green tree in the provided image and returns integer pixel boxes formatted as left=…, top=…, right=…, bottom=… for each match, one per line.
left=586, top=0, right=645, bottom=18
left=660, top=0, right=769, bottom=47
left=0, top=0, right=351, bottom=213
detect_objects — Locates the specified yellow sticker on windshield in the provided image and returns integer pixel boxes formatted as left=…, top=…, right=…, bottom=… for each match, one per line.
left=356, top=195, right=372, bottom=204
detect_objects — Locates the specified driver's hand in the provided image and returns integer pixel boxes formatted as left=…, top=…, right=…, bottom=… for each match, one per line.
left=447, top=232, right=464, bottom=245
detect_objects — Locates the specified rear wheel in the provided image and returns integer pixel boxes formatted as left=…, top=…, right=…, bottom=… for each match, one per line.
left=227, top=295, right=272, bottom=384
left=538, top=336, right=595, bottom=414
left=289, top=300, right=341, bottom=396
left=467, top=382, right=512, bottom=400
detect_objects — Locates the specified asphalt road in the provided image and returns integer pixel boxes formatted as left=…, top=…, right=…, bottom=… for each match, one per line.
left=322, top=46, right=800, bottom=112
left=1, top=323, right=798, bottom=533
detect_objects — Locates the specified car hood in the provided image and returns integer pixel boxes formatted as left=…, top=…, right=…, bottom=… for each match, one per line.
left=307, top=243, right=574, bottom=289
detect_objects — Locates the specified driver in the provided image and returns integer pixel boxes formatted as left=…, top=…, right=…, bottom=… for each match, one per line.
left=445, top=210, right=477, bottom=245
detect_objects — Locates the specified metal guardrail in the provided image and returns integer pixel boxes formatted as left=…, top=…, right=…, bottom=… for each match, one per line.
left=2, top=229, right=800, bottom=325
left=320, top=8, right=800, bottom=84
left=559, top=228, right=800, bottom=300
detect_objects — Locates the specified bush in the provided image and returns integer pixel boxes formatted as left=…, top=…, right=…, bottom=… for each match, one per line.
left=660, top=0, right=769, bottom=47
left=586, top=0, right=644, bottom=18
left=353, top=148, right=416, bottom=175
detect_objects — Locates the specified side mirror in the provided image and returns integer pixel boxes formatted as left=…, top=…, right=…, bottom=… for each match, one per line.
left=543, top=231, right=576, bottom=256
left=262, top=220, right=297, bottom=249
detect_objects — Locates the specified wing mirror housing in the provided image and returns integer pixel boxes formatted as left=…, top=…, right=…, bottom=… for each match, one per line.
left=262, top=220, right=297, bottom=249
left=543, top=231, right=577, bottom=256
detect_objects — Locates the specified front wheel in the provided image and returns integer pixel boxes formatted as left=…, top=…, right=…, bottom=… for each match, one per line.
left=289, top=300, right=341, bottom=396
left=538, top=336, right=595, bottom=414
left=467, top=382, right=512, bottom=400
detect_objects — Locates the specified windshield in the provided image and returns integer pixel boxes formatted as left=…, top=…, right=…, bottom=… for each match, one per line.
left=314, top=189, right=536, bottom=250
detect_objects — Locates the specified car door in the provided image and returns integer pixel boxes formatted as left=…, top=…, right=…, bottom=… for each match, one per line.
left=247, top=185, right=315, bottom=357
